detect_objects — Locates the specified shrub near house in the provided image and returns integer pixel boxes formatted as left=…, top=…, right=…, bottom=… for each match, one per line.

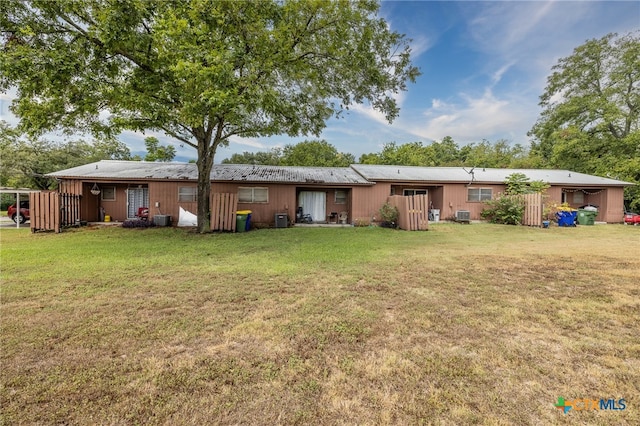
left=481, top=173, right=549, bottom=225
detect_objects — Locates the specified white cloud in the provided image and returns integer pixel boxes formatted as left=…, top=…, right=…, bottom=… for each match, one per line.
left=408, top=34, right=434, bottom=59
left=0, top=88, right=19, bottom=125
left=491, top=61, right=515, bottom=86
left=348, top=90, right=407, bottom=126
left=465, top=1, right=638, bottom=81
left=228, top=136, right=269, bottom=150
left=408, top=89, right=533, bottom=143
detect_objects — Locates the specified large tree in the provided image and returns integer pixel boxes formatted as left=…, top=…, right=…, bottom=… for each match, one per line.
left=0, top=122, right=132, bottom=189
left=221, top=139, right=353, bottom=166
left=143, top=136, right=176, bottom=162
left=529, top=32, right=640, bottom=209
left=280, top=139, right=354, bottom=167
left=222, top=148, right=282, bottom=166
left=1, top=0, right=419, bottom=232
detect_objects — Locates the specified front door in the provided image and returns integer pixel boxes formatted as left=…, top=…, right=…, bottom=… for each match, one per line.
left=127, top=187, right=149, bottom=219
left=299, top=191, right=326, bottom=223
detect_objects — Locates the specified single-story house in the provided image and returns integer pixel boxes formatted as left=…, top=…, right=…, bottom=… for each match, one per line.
left=46, top=160, right=632, bottom=226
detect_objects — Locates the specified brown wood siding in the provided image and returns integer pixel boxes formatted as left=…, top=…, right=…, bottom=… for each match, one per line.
left=545, top=187, right=562, bottom=204
left=58, top=180, right=83, bottom=195
left=82, top=183, right=100, bottom=221
left=351, top=184, right=391, bottom=223
left=213, top=183, right=297, bottom=226
left=601, top=188, right=625, bottom=223
left=148, top=181, right=197, bottom=226
left=96, top=184, right=130, bottom=222
left=326, top=189, right=350, bottom=219
left=49, top=177, right=630, bottom=226
left=429, top=186, right=444, bottom=212
left=548, top=186, right=624, bottom=223
left=440, top=184, right=505, bottom=220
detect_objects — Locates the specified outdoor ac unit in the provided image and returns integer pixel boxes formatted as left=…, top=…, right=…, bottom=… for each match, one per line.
left=153, top=215, right=171, bottom=226
left=455, top=210, right=470, bottom=223
left=275, top=213, right=288, bottom=228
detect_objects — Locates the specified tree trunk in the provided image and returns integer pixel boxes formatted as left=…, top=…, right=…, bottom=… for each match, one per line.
left=195, top=136, right=215, bottom=234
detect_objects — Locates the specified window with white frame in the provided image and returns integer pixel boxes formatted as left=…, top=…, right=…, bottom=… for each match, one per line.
left=238, top=187, right=268, bottom=203
left=335, top=190, right=347, bottom=204
left=467, top=188, right=492, bottom=202
left=101, top=186, right=116, bottom=201
left=178, top=186, right=197, bottom=202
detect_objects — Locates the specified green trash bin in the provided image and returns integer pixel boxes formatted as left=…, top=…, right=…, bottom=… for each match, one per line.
left=236, top=212, right=248, bottom=232
left=577, top=209, right=597, bottom=225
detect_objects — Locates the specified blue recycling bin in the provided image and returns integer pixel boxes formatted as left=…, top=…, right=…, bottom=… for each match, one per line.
left=556, top=210, right=577, bottom=227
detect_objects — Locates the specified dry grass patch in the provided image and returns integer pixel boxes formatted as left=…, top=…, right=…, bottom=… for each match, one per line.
left=1, top=224, right=639, bottom=424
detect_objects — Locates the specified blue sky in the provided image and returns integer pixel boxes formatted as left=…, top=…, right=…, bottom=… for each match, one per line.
left=1, top=1, right=638, bottom=162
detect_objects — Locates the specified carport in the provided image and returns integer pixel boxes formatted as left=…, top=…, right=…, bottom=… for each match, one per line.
left=0, top=187, right=40, bottom=229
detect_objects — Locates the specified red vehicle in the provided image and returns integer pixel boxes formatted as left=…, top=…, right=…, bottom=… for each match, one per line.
left=624, top=212, right=640, bottom=225
left=7, top=200, right=30, bottom=224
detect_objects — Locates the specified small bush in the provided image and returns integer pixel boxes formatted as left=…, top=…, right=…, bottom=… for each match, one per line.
left=378, top=202, right=399, bottom=228
left=122, top=219, right=155, bottom=229
left=481, top=195, right=525, bottom=225
left=353, top=218, right=371, bottom=227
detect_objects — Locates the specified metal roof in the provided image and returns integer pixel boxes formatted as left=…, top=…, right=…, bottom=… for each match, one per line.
left=212, top=163, right=371, bottom=184
left=48, top=160, right=371, bottom=185
left=350, top=165, right=633, bottom=186
left=47, top=161, right=633, bottom=187
left=48, top=161, right=198, bottom=180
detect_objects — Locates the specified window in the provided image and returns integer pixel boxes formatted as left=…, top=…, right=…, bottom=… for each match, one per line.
left=335, top=190, right=347, bottom=204
left=467, top=188, right=492, bottom=202
left=101, top=186, right=116, bottom=201
left=403, top=189, right=427, bottom=196
left=238, top=187, right=268, bottom=203
left=178, top=186, right=197, bottom=202
left=572, top=191, right=584, bottom=204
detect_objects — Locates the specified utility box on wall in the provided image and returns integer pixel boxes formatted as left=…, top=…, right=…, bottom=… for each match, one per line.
left=275, top=213, right=288, bottom=228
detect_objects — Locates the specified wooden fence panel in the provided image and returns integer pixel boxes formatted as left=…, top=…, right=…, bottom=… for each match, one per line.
left=30, top=191, right=60, bottom=233
left=211, top=192, right=238, bottom=231
left=387, top=194, right=429, bottom=231
left=522, top=193, right=543, bottom=226
left=30, top=192, right=82, bottom=233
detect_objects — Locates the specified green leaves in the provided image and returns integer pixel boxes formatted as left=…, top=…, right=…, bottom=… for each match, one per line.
left=221, top=140, right=354, bottom=167
left=143, top=137, right=176, bottom=162
left=0, top=121, right=132, bottom=189
left=1, top=0, right=420, bottom=231
left=503, top=173, right=549, bottom=195
left=358, top=137, right=533, bottom=168
left=280, top=140, right=355, bottom=167
left=530, top=31, right=640, bottom=210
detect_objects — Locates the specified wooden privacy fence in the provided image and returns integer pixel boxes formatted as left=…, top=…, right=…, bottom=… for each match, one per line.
left=211, top=192, right=238, bottom=231
left=387, top=194, right=429, bottom=231
left=30, top=192, right=81, bottom=233
left=520, top=192, right=543, bottom=226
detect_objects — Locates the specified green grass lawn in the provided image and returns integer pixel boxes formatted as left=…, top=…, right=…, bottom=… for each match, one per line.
left=1, top=224, right=639, bottom=424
